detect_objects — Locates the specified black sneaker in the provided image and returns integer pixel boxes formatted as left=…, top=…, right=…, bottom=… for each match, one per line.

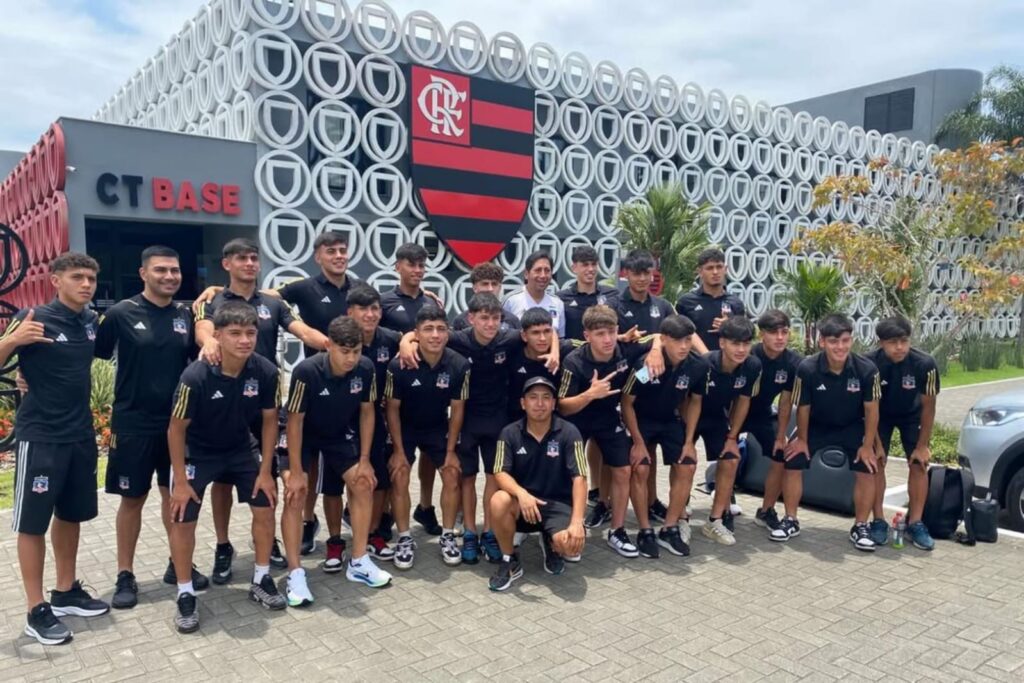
left=270, top=538, right=288, bottom=569
left=637, top=529, right=660, bottom=559
left=249, top=574, right=287, bottom=610
left=849, top=522, right=876, bottom=552
left=584, top=500, right=611, bottom=529
left=722, top=509, right=735, bottom=533
left=606, top=527, right=640, bottom=558
left=25, top=602, right=72, bottom=645
left=377, top=512, right=395, bottom=542
left=301, top=515, right=320, bottom=555
left=488, top=554, right=523, bottom=592
left=753, top=507, right=781, bottom=531
left=648, top=499, right=669, bottom=524
left=111, top=570, right=138, bottom=610
left=587, top=488, right=600, bottom=507
left=413, top=504, right=443, bottom=536
left=212, top=542, right=234, bottom=585
left=50, top=580, right=110, bottom=618
left=163, top=559, right=210, bottom=591
left=538, top=533, right=565, bottom=575
left=174, top=592, right=200, bottom=633
left=657, top=526, right=690, bottom=557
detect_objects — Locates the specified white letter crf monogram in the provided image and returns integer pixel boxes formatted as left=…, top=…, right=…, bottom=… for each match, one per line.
left=417, top=75, right=467, bottom=138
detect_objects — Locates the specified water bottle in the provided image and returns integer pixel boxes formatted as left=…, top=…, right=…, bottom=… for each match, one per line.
left=891, top=512, right=905, bottom=550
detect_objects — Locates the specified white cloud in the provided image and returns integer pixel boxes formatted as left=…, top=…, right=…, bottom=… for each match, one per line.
left=0, top=0, right=1020, bottom=151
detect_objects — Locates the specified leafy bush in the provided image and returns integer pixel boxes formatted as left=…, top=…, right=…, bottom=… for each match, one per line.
left=776, top=262, right=849, bottom=354
left=1010, top=339, right=1024, bottom=369
left=885, top=422, right=960, bottom=466
left=91, top=359, right=115, bottom=412
left=958, top=333, right=986, bottom=371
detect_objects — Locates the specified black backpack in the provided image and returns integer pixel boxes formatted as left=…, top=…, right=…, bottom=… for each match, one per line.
left=922, top=465, right=977, bottom=542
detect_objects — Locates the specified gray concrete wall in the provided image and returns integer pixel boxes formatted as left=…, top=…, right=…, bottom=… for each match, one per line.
left=784, top=69, right=983, bottom=143
left=0, top=150, right=24, bottom=179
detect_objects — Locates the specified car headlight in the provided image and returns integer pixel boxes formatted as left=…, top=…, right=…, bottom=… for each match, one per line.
left=968, top=408, right=1024, bottom=426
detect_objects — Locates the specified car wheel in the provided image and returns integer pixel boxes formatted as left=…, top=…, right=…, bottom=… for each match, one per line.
left=1005, top=468, right=1024, bottom=532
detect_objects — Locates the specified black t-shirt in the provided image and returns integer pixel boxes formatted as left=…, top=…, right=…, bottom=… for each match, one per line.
left=557, top=283, right=621, bottom=341
left=558, top=340, right=651, bottom=428
left=869, top=347, right=940, bottom=421
left=495, top=416, right=586, bottom=505
left=447, top=327, right=524, bottom=426
left=172, top=355, right=280, bottom=456
left=199, top=289, right=297, bottom=365
left=616, top=291, right=674, bottom=335
left=746, top=344, right=802, bottom=423
left=362, top=326, right=402, bottom=411
left=674, top=288, right=746, bottom=351
left=693, top=351, right=762, bottom=421
left=624, top=350, right=708, bottom=424
left=383, top=348, right=470, bottom=433
left=5, top=299, right=97, bottom=442
left=286, top=353, right=375, bottom=448
left=451, top=309, right=521, bottom=333
left=794, top=352, right=880, bottom=430
left=380, top=289, right=443, bottom=334
left=507, top=339, right=577, bottom=422
left=94, top=295, right=195, bottom=436
left=277, top=273, right=356, bottom=358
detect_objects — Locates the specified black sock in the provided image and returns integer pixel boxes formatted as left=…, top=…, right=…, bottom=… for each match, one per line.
left=709, top=516, right=719, bottom=522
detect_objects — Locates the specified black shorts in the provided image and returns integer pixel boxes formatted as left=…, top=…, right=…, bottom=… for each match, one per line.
left=809, top=423, right=869, bottom=474
left=173, top=449, right=271, bottom=523
left=280, top=442, right=359, bottom=497
left=694, top=418, right=738, bottom=463
left=638, top=420, right=685, bottom=466
left=400, top=430, right=449, bottom=469
left=105, top=433, right=170, bottom=497
left=744, top=417, right=783, bottom=463
left=879, top=417, right=920, bottom=459
left=12, top=439, right=99, bottom=535
left=458, top=419, right=503, bottom=478
left=578, top=423, right=631, bottom=468
left=515, top=499, right=573, bottom=537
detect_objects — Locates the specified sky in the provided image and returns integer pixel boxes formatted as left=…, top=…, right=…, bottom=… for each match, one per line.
left=0, top=0, right=1021, bottom=151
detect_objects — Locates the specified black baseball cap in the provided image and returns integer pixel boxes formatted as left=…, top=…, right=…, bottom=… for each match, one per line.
left=522, top=376, right=557, bottom=395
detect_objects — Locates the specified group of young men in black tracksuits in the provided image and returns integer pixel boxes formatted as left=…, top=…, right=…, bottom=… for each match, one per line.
left=4, top=238, right=941, bottom=644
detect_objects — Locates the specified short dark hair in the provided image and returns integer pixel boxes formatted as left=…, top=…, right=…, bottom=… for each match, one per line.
left=415, top=304, right=447, bottom=327
left=467, top=292, right=502, bottom=315
left=51, top=252, right=99, bottom=274
left=223, top=238, right=259, bottom=259
left=141, top=245, right=179, bottom=265
left=314, top=231, right=348, bottom=250
left=571, top=245, right=598, bottom=264
left=470, top=262, right=504, bottom=284
left=520, top=307, right=553, bottom=330
left=525, top=250, right=553, bottom=273
left=818, top=313, right=854, bottom=339
left=346, top=283, right=381, bottom=308
left=876, top=316, right=913, bottom=341
left=213, top=301, right=257, bottom=329
left=697, top=247, right=725, bottom=267
left=396, top=242, right=428, bottom=264
left=659, top=314, right=696, bottom=339
left=719, top=315, right=755, bottom=342
left=757, top=309, right=791, bottom=332
left=582, top=304, right=617, bottom=331
left=328, top=316, right=362, bottom=347
left=622, top=249, right=656, bottom=273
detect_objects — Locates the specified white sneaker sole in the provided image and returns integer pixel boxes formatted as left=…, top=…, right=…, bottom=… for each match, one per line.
left=849, top=536, right=876, bottom=552
left=441, top=553, right=463, bottom=566
left=768, top=532, right=789, bottom=543
left=393, top=557, right=414, bottom=570
left=50, top=605, right=109, bottom=618
left=657, top=538, right=689, bottom=557
left=606, top=539, right=640, bottom=558
left=322, top=561, right=344, bottom=574
left=347, top=569, right=392, bottom=588
left=24, top=625, right=72, bottom=645
left=286, top=595, right=313, bottom=608
left=701, top=526, right=736, bottom=546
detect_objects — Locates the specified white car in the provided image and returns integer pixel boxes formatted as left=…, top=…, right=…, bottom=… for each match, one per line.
left=958, top=389, right=1024, bottom=530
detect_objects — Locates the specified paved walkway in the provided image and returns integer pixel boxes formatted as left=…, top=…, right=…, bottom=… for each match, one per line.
left=935, top=378, right=1024, bottom=427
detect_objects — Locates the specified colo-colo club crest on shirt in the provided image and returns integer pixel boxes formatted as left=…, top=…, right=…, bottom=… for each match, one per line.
left=408, top=65, right=535, bottom=267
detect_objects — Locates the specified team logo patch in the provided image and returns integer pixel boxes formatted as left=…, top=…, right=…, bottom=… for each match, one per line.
left=650, top=305, right=661, bottom=318
left=409, top=65, right=534, bottom=267
left=119, top=476, right=130, bottom=491
left=185, top=464, right=196, bottom=480
left=721, top=303, right=732, bottom=315
left=902, top=375, right=916, bottom=390
left=243, top=379, right=259, bottom=397
left=32, top=475, right=48, bottom=493
left=494, top=351, right=506, bottom=365
left=350, top=376, right=363, bottom=394
left=847, top=378, right=861, bottom=393
left=617, top=360, right=628, bottom=373
left=546, top=440, right=560, bottom=457
left=85, top=323, right=96, bottom=341
left=774, top=370, right=788, bottom=384
left=597, top=295, right=607, bottom=306
left=376, top=346, right=390, bottom=362
left=256, top=304, right=271, bottom=320
left=436, top=372, right=450, bottom=389
left=173, top=318, right=188, bottom=335
left=734, top=376, right=747, bottom=389
left=676, top=375, right=690, bottom=390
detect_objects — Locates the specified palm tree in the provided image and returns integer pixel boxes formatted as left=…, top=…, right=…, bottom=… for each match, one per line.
left=614, top=183, right=711, bottom=302
left=776, top=262, right=848, bottom=353
left=937, top=65, right=1024, bottom=146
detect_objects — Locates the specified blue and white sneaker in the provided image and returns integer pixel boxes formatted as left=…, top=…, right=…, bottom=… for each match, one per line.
left=346, top=556, right=393, bottom=588
left=480, top=530, right=502, bottom=563
left=461, top=531, right=480, bottom=564
left=906, top=521, right=935, bottom=551
left=869, top=519, right=890, bottom=547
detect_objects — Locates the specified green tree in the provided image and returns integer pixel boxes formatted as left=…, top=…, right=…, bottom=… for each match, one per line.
left=614, top=183, right=710, bottom=302
left=776, top=261, right=848, bottom=353
left=937, top=65, right=1024, bottom=146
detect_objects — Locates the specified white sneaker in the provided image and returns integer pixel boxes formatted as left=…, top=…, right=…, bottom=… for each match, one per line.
left=702, top=519, right=736, bottom=546
left=679, top=519, right=693, bottom=546
left=394, top=536, right=416, bottom=570
left=440, top=532, right=462, bottom=566
left=286, top=569, right=314, bottom=607
left=606, top=527, right=640, bottom=558
left=729, top=502, right=743, bottom=516
left=346, top=556, right=393, bottom=588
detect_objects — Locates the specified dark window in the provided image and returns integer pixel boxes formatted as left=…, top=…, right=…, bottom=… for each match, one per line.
left=863, top=88, right=915, bottom=134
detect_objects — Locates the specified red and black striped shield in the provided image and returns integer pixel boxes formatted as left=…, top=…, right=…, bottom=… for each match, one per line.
left=409, top=65, right=534, bottom=267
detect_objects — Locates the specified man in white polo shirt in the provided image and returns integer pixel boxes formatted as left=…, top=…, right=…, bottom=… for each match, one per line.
left=502, top=251, right=566, bottom=338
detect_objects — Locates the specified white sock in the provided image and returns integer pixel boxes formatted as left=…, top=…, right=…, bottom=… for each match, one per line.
left=502, top=554, right=512, bottom=562
left=399, top=531, right=412, bottom=541
left=253, top=564, right=270, bottom=583
left=288, top=567, right=305, bottom=580
left=350, top=554, right=367, bottom=566
left=442, top=528, right=454, bottom=536
left=177, top=581, right=195, bottom=597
